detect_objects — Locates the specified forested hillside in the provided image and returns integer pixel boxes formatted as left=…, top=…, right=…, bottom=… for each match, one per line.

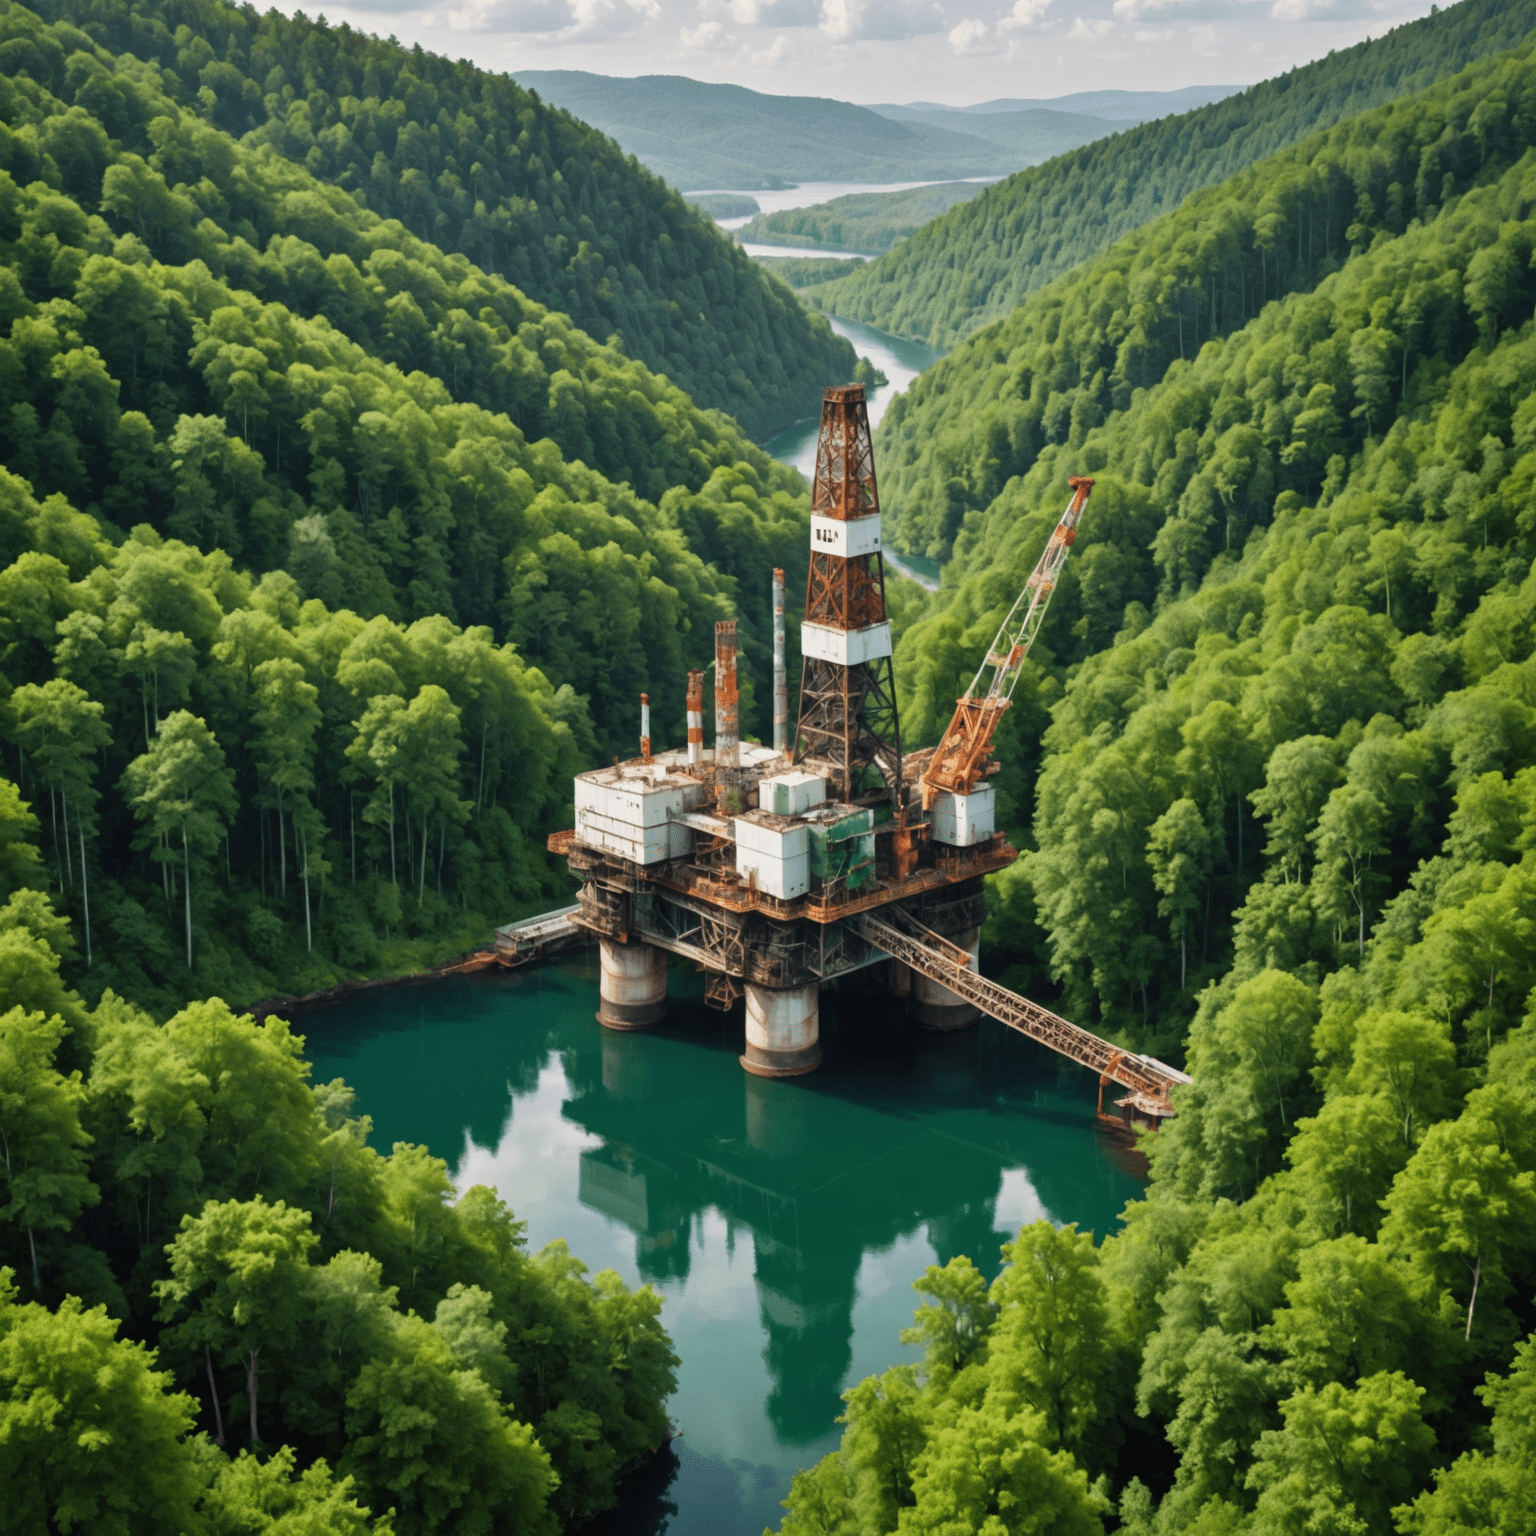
left=0, top=0, right=820, bottom=1026
left=877, top=33, right=1536, bottom=563
left=734, top=181, right=988, bottom=258
left=771, top=31, right=1536, bottom=1536
left=27, top=0, right=857, bottom=437
left=0, top=861, right=677, bottom=1531
left=508, top=71, right=1018, bottom=191
left=805, top=0, right=1536, bottom=351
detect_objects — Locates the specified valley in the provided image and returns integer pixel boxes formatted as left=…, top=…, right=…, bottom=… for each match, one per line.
left=3, top=2, right=1536, bottom=1535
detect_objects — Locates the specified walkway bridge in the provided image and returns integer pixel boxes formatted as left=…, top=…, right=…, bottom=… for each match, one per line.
left=851, top=907, right=1190, bottom=1121
left=492, top=899, right=1191, bottom=1120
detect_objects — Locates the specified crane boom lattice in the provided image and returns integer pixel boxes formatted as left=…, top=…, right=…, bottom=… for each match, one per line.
left=920, top=476, right=1094, bottom=807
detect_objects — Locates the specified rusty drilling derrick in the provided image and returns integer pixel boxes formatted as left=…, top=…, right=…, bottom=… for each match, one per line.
left=550, top=388, right=1187, bottom=1123
left=794, top=386, right=902, bottom=806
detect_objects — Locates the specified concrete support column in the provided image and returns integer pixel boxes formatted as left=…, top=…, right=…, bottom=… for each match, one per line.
left=741, top=980, right=820, bottom=1077
left=596, top=937, right=668, bottom=1030
left=885, top=959, right=912, bottom=999
left=913, top=927, right=981, bottom=1031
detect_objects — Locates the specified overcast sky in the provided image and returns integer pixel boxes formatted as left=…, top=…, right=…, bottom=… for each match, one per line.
left=286, top=0, right=1444, bottom=105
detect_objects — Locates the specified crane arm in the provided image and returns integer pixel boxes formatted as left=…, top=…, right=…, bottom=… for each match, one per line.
left=920, top=476, right=1094, bottom=807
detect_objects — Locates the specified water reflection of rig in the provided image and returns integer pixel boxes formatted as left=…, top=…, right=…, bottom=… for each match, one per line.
left=563, top=1014, right=1124, bottom=1444
left=547, top=385, right=1188, bottom=1125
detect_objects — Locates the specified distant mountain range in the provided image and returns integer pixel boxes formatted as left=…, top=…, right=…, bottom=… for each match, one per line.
left=885, top=85, right=1241, bottom=120
left=512, top=72, right=1237, bottom=191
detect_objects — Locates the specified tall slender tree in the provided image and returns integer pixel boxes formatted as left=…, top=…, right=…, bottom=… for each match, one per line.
left=121, top=714, right=237, bottom=970
left=8, top=681, right=110, bottom=965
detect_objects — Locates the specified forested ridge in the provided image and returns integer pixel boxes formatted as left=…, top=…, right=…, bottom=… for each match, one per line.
left=767, top=28, right=1536, bottom=1536
left=27, top=0, right=858, bottom=437
left=0, top=1, right=744, bottom=1526
left=0, top=0, right=824, bottom=1020
left=9, top=0, right=1536, bottom=1530
left=803, top=0, right=1536, bottom=353
left=733, top=181, right=988, bottom=258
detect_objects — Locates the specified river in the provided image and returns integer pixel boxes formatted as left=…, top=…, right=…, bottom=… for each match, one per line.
left=304, top=960, right=1143, bottom=1536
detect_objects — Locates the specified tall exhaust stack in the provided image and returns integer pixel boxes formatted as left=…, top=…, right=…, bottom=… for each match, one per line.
left=640, top=692, right=651, bottom=764
left=772, top=567, right=788, bottom=756
left=686, top=669, right=704, bottom=766
left=715, top=620, right=739, bottom=771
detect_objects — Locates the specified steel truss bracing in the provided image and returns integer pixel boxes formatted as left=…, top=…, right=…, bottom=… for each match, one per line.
left=922, top=476, right=1094, bottom=806
left=852, top=906, right=1191, bottom=1115
left=809, top=385, right=878, bottom=521
left=796, top=656, right=901, bottom=805
left=794, top=385, right=902, bottom=805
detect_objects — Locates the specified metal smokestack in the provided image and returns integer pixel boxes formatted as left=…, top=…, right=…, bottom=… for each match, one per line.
left=640, top=693, right=651, bottom=764
left=686, top=670, right=704, bottom=766
left=772, top=567, right=787, bottom=756
left=714, top=620, right=739, bottom=771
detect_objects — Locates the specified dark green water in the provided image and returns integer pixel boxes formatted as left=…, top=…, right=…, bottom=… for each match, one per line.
left=303, top=955, right=1143, bottom=1535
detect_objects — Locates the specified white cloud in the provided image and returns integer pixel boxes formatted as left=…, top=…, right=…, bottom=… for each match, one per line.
left=1270, top=0, right=1388, bottom=19
left=728, top=0, right=820, bottom=23
left=681, top=17, right=730, bottom=45
left=749, top=30, right=795, bottom=61
left=298, top=0, right=1441, bottom=107
left=945, top=0, right=1051, bottom=53
left=1068, top=14, right=1114, bottom=37
left=1112, top=0, right=1241, bottom=23
left=820, top=0, right=946, bottom=42
left=999, top=0, right=1052, bottom=28
left=449, top=0, right=659, bottom=34
left=334, top=0, right=443, bottom=13
left=948, top=16, right=998, bottom=51
left=444, top=0, right=574, bottom=29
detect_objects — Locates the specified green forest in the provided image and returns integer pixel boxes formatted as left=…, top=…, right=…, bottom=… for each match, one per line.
left=764, top=17, right=1536, bottom=1536
left=756, top=254, right=866, bottom=291
left=0, top=0, right=821, bottom=1018
left=29, top=0, right=859, bottom=438
left=7, top=0, right=1536, bottom=1529
left=734, top=182, right=989, bottom=258
left=803, top=0, right=1536, bottom=352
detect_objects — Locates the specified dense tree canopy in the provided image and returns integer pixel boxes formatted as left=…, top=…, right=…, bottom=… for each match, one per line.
left=0, top=0, right=824, bottom=1023
left=773, top=22, right=1536, bottom=1536
left=805, top=0, right=1536, bottom=353
left=0, top=910, right=677, bottom=1531
left=31, top=0, right=858, bottom=436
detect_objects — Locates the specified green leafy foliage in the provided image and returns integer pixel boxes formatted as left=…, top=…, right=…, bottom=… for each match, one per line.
left=0, top=907, right=676, bottom=1532
left=875, top=31, right=1536, bottom=564
left=781, top=23, right=1536, bottom=1536
left=0, top=0, right=813, bottom=753
left=806, top=0, right=1536, bottom=353
left=32, top=0, right=857, bottom=438
left=776, top=1222, right=1112, bottom=1536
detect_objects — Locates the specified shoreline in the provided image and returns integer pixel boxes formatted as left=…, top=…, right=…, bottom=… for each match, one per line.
left=251, top=921, right=591, bottom=1023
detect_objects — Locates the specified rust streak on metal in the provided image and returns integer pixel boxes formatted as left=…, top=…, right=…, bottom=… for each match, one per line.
left=715, top=621, right=739, bottom=772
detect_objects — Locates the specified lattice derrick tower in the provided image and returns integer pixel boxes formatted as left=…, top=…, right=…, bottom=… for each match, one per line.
left=793, top=385, right=902, bottom=807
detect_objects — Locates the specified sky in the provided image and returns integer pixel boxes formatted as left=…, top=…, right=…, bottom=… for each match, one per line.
left=284, top=0, right=1446, bottom=105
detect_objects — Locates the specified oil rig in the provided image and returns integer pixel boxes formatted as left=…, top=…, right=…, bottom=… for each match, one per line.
left=549, top=385, right=1187, bottom=1123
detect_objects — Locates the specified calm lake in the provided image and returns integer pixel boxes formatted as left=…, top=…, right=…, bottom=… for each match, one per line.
left=303, top=958, right=1143, bottom=1536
